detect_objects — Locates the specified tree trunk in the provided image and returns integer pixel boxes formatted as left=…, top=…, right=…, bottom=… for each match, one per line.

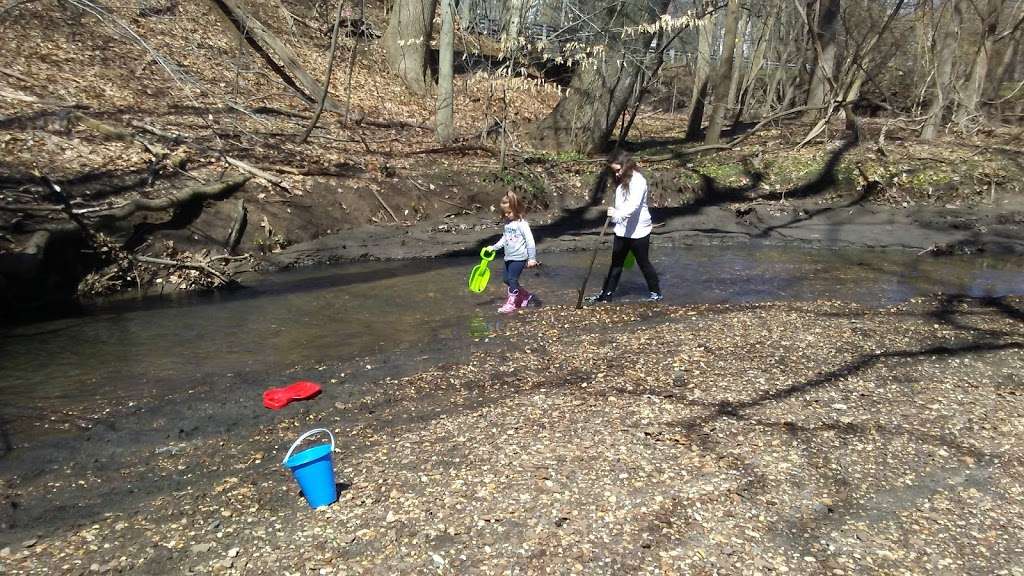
left=457, top=0, right=473, bottom=28
left=987, top=32, right=1021, bottom=113
left=796, top=0, right=905, bottom=148
left=780, top=74, right=798, bottom=110
left=686, top=1, right=716, bottom=140
left=763, top=62, right=784, bottom=113
left=912, top=0, right=932, bottom=100
left=736, top=9, right=777, bottom=122
left=841, top=69, right=866, bottom=137
left=727, top=11, right=749, bottom=110
left=802, top=0, right=841, bottom=119
left=383, top=0, right=437, bottom=95
left=954, top=0, right=1008, bottom=126
left=436, top=0, right=454, bottom=143
left=920, top=0, right=960, bottom=140
left=528, top=0, right=671, bottom=153
left=618, top=30, right=669, bottom=148
left=499, top=0, right=528, bottom=57
left=762, top=16, right=797, bottom=115
left=705, top=0, right=742, bottom=144
left=955, top=30, right=995, bottom=126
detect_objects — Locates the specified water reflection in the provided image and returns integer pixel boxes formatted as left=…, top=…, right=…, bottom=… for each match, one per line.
left=468, top=313, right=493, bottom=339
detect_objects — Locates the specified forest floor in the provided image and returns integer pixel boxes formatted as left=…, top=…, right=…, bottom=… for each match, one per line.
left=2, top=297, right=1024, bottom=574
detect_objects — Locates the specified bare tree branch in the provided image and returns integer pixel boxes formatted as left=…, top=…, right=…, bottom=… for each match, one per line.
left=300, top=0, right=346, bottom=143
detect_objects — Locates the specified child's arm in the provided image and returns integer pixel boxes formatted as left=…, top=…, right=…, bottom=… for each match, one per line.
left=522, top=220, right=537, bottom=264
left=488, top=229, right=507, bottom=252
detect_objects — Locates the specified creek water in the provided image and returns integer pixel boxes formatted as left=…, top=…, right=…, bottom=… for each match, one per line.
left=1, top=242, right=1022, bottom=430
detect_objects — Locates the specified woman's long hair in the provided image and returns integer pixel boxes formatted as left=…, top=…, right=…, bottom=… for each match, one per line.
left=608, top=150, right=636, bottom=185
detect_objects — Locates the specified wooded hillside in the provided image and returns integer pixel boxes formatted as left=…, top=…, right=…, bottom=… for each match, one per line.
left=1, top=0, right=1022, bottom=318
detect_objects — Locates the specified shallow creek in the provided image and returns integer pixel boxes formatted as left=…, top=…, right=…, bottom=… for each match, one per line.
left=2, top=242, right=1022, bottom=432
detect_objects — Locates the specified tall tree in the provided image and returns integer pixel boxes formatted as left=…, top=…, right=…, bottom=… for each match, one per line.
left=686, top=0, right=716, bottom=140
left=436, top=0, right=455, bottom=143
left=383, top=0, right=437, bottom=95
left=726, top=10, right=749, bottom=110
left=457, top=0, right=473, bottom=27
left=735, top=5, right=778, bottom=123
left=705, top=0, right=742, bottom=144
left=988, top=34, right=1021, bottom=101
left=920, top=0, right=961, bottom=140
left=761, top=8, right=801, bottom=115
left=802, top=0, right=841, bottom=119
left=953, top=0, right=1010, bottom=126
left=500, top=0, right=530, bottom=57
left=528, top=0, right=673, bottom=152
left=795, top=0, right=906, bottom=146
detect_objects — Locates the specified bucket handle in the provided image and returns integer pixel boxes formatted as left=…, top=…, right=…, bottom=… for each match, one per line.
left=282, top=428, right=335, bottom=465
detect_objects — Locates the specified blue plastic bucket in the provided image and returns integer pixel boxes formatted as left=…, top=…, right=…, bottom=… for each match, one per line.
left=282, top=428, right=337, bottom=509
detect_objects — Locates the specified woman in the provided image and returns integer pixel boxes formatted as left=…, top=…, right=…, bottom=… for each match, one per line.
left=587, top=150, right=662, bottom=303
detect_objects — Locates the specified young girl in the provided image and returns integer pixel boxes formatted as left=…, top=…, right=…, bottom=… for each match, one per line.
left=487, top=191, right=538, bottom=313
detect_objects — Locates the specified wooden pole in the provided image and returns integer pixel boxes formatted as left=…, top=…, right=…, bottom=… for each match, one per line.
left=576, top=217, right=611, bottom=309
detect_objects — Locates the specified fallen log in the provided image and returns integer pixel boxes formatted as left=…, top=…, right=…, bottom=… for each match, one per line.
left=210, top=1, right=430, bottom=130
left=95, top=174, right=251, bottom=220
left=211, top=0, right=329, bottom=105
left=23, top=174, right=251, bottom=233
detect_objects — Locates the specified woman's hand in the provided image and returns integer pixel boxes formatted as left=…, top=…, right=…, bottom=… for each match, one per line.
left=526, top=259, right=539, bottom=268
left=606, top=207, right=617, bottom=218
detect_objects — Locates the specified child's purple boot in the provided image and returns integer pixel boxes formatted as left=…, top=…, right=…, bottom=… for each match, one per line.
left=498, top=289, right=518, bottom=314
left=515, top=288, right=533, bottom=308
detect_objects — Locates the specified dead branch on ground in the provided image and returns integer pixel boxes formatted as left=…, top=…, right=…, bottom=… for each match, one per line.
left=371, top=187, right=399, bottom=222
left=224, top=156, right=294, bottom=193
left=132, top=254, right=233, bottom=287
left=22, top=175, right=251, bottom=235
left=212, top=0, right=428, bottom=130
left=407, top=143, right=500, bottom=156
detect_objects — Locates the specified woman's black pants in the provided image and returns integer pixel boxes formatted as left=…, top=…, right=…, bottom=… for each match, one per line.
left=601, top=233, right=660, bottom=295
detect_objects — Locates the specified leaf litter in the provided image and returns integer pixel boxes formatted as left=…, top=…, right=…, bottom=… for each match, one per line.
left=5, top=296, right=1024, bottom=574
